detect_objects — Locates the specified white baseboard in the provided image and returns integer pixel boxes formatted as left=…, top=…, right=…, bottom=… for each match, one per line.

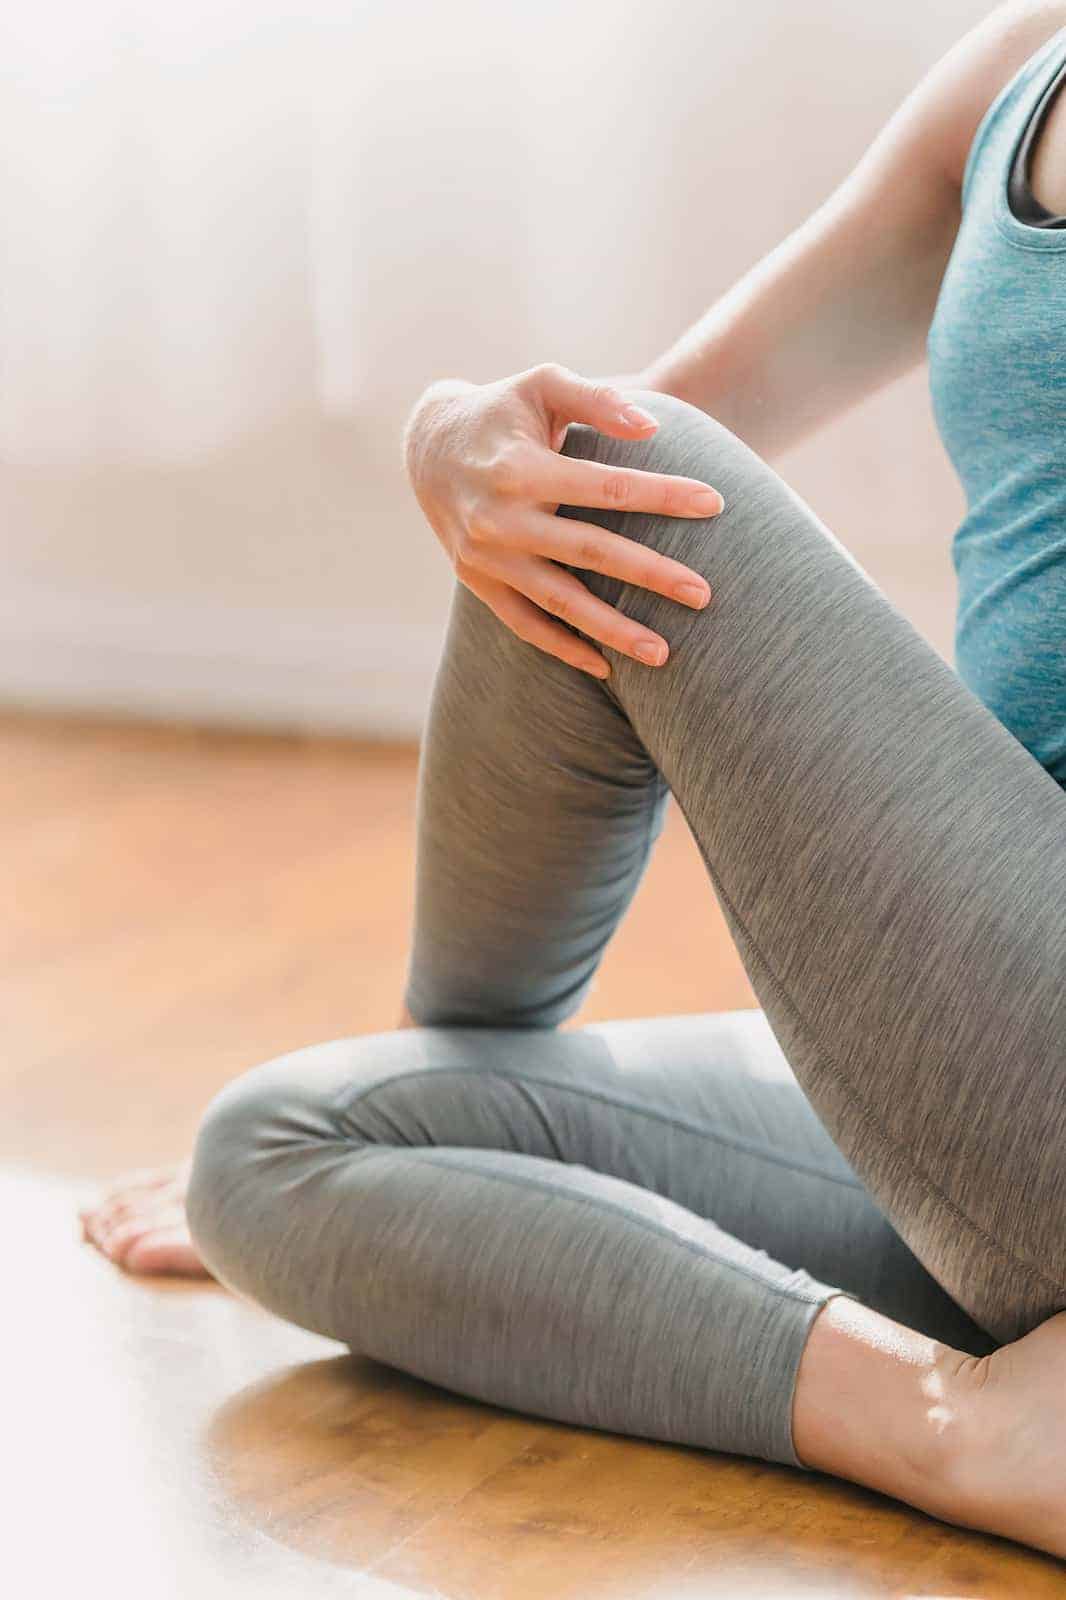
left=0, top=582, right=447, bottom=738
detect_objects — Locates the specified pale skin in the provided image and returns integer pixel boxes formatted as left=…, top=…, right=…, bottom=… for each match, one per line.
left=81, top=0, right=1066, bottom=1559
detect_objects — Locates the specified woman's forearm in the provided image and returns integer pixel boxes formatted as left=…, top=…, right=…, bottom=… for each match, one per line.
left=634, top=160, right=960, bottom=465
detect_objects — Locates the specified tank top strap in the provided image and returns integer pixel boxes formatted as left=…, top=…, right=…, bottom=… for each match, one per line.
left=963, top=23, right=1066, bottom=214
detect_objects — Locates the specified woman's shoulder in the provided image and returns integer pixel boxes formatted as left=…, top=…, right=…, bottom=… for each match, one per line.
left=938, top=3, right=1066, bottom=192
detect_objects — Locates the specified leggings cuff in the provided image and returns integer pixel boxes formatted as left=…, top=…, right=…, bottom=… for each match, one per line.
left=779, top=1283, right=858, bottom=1471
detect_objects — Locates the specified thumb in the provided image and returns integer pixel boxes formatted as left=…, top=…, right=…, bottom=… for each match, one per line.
left=529, top=363, right=661, bottom=450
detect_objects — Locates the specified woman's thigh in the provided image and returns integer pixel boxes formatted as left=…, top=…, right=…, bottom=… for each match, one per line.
left=406, top=389, right=1066, bottom=1343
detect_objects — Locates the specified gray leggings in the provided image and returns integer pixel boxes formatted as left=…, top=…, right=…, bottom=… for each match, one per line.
left=186, top=391, right=1066, bottom=1470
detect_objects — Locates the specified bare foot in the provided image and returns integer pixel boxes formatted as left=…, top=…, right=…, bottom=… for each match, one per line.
left=81, top=1009, right=420, bottom=1277
left=945, top=1307, right=1066, bottom=1560
left=793, top=1292, right=1066, bottom=1563
left=79, top=1159, right=211, bottom=1278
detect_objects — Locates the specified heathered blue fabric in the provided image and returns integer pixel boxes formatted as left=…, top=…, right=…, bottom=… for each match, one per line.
left=928, top=24, right=1066, bottom=786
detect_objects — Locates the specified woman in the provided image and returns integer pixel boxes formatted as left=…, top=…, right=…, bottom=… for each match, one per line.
left=81, top=1, right=1066, bottom=1558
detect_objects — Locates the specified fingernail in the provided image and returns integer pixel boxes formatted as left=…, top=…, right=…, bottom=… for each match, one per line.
left=619, top=404, right=658, bottom=428
left=675, top=581, right=710, bottom=608
left=690, top=488, right=722, bottom=513
left=634, top=639, right=668, bottom=666
left=590, top=661, right=610, bottom=679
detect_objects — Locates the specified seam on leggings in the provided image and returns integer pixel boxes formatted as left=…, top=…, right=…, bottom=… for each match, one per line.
left=345, top=1140, right=830, bottom=1308
left=669, top=794, right=1066, bottom=1303
left=635, top=763, right=671, bottom=907
left=332, top=1064, right=864, bottom=1190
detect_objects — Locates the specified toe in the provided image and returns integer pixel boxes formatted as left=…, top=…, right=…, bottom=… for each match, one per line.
left=124, top=1227, right=209, bottom=1278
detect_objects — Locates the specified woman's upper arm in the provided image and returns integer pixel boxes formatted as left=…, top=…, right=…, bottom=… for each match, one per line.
left=647, top=4, right=1066, bottom=458
left=763, top=2, right=1066, bottom=439
left=828, top=4, right=1066, bottom=313
left=919, top=2, right=1066, bottom=194
left=840, top=3, right=1066, bottom=229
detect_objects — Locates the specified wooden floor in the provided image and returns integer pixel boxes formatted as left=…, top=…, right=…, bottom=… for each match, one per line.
left=6, top=710, right=1063, bottom=1598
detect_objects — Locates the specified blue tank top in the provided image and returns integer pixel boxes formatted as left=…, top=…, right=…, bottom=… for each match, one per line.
left=927, top=24, right=1066, bottom=786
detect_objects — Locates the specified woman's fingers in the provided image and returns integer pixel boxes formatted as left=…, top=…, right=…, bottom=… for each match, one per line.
left=489, top=431, right=723, bottom=526
left=463, top=572, right=611, bottom=679
left=541, top=450, right=724, bottom=520
left=449, top=363, right=724, bottom=676
left=485, top=554, right=679, bottom=667
left=487, top=509, right=713, bottom=608
left=514, top=364, right=723, bottom=513
left=523, top=362, right=663, bottom=442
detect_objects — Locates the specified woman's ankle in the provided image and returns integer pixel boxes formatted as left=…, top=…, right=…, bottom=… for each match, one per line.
left=791, top=1293, right=973, bottom=1518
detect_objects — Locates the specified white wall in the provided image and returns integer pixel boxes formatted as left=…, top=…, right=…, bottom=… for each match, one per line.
left=0, top=0, right=987, bottom=736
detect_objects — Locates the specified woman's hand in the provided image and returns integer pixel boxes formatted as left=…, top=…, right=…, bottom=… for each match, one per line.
left=403, top=362, right=723, bottom=679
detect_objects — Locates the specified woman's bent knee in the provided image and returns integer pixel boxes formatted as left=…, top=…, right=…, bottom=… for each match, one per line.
left=556, top=387, right=872, bottom=689
left=185, top=1060, right=300, bottom=1292
left=185, top=1032, right=421, bottom=1293
left=560, top=389, right=757, bottom=532
left=557, top=391, right=788, bottom=611
left=561, top=385, right=866, bottom=568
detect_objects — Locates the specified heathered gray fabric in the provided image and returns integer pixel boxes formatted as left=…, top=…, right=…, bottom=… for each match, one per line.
left=187, top=391, right=1066, bottom=1472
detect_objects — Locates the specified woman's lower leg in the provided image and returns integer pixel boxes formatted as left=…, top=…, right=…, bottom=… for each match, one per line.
left=188, top=1013, right=851, bottom=1470
left=392, top=1007, right=1018, bottom=1536
left=390, top=1021, right=983, bottom=1522
left=392, top=1001, right=1064, bottom=1554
